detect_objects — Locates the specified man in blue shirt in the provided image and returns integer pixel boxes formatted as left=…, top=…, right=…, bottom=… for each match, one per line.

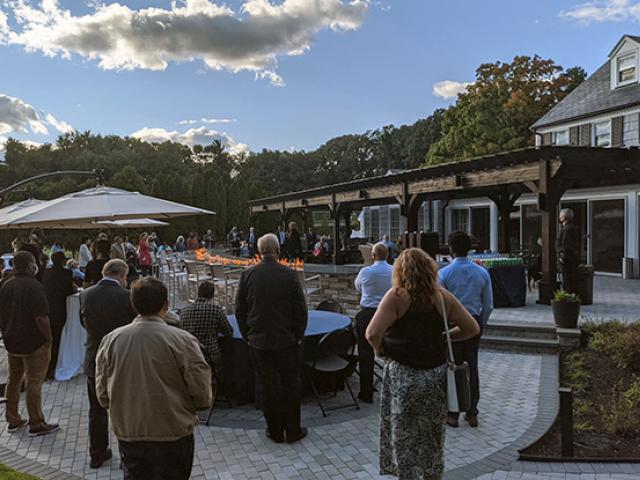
left=354, top=243, right=393, bottom=403
left=438, top=231, right=493, bottom=428
left=381, top=234, right=399, bottom=263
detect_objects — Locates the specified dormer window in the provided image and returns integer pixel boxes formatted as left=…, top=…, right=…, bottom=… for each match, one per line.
left=617, top=53, right=637, bottom=86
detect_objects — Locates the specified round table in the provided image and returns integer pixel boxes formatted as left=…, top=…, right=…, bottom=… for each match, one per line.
left=222, top=311, right=352, bottom=405
left=226, top=310, right=352, bottom=339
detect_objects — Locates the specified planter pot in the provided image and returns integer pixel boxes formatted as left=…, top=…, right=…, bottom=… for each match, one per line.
left=551, top=300, right=581, bottom=328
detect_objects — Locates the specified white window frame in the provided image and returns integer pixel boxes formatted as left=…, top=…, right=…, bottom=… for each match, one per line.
left=593, top=119, right=612, bottom=147
left=617, top=52, right=638, bottom=87
left=553, top=129, right=569, bottom=146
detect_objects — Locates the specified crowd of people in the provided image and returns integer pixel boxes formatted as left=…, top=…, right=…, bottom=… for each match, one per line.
left=0, top=208, right=582, bottom=480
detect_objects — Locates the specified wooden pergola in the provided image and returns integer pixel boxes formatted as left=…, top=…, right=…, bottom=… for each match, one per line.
left=249, top=146, right=640, bottom=304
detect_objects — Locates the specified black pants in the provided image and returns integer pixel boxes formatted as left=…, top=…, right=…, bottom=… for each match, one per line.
left=355, top=307, right=376, bottom=399
left=87, top=376, right=110, bottom=462
left=118, top=434, right=194, bottom=480
left=47, top=321, right=65, bottom=377
left=250, top=344, right=303, bottom=439
left=451, top=319, right=482, bottom=417
left=562, top=267, right=579, bottom=296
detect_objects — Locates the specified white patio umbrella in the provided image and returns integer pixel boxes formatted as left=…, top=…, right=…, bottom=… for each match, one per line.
left=0, top=186, right=214, bottom=229
left=0, top=198, right=45, bottom=216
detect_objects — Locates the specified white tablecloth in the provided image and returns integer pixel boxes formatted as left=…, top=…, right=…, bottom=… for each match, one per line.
left=55, top=293, right=86, bottom=381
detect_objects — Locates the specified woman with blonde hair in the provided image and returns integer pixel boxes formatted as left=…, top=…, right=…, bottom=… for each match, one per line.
left=366, top=248, right=480, bottom=480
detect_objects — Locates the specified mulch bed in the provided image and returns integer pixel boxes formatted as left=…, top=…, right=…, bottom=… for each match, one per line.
left=523, top=337, right=640, bottom=459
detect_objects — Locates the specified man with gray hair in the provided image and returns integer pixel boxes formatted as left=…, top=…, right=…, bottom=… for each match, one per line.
left=235, top=233, right=309, bottom=443
left=80, top=259, right=136, bottom=468
left=354, top=242, right=393, bottom=403
left=556, top=208, right=581, bottom=295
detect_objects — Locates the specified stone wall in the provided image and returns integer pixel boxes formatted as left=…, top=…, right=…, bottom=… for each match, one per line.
left=309, top=273, right=360, bottom=318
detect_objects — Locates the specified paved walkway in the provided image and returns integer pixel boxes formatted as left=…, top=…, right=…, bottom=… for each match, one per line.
left=492, top=276, right=640, bottom=325
left=2, top=347, right=636, bottom=480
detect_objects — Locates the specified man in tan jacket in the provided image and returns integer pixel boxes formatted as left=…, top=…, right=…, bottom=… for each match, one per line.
left=96, top=277, right=211, bottom=480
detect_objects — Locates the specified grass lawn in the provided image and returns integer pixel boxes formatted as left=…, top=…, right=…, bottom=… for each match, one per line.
left=0, top=462, right=40, bottom=479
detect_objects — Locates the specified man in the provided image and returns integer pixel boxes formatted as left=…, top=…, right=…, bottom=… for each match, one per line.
left=354, top=242, right=393, bottom=403
left=0, top=251, right=59, bottom=436
left=110, top=236, right=126, bottom=261
left=381, top=234, right=399, bottom=263
left=235, top=234, right=308, bottom=443
left=276, top=225, right=287, bottom=258
left=203, top=229, right=215, bottom=250
left=306, top=227, right=317, bottom=251
left=96, top=277, right=211, bottom=480
left=228, top=227, right=241, bottom=257
left=179, top=281, right=233, bottom=380
left=556, top=208, right=581, bottom=295
left=246, top=227, right=258, bottom=257
left=438, top=231, right=493, bottom=428
left=80, top=259, right=136, bottom=469
left=43, top=251, right=76, bottom=379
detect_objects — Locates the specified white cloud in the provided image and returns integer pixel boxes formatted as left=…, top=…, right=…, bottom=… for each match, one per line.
left=0, top=10, right=8, bottom=36
left=178, top=117, right=237, bottom=125
left=130, top=125, right=248, bottom=155
left=432, top=80, right=471, bottom=100
left=0, top=93, right=74, bottom=137
left=560, top=0, right=640, bottom=23
left=0, top=0, right=369, bottom=86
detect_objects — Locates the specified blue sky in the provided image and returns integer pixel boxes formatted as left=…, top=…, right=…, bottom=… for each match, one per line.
left=1, top=0, right=639, bottom=154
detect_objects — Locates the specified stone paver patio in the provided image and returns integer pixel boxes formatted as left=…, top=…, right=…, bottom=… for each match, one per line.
left=492, top=276, right=640, bottom=325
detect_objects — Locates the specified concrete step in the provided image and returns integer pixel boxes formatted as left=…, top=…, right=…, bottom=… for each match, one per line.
left=480, top=334, right=559, bottom=353
left=484, top=321, right=557, bottom=340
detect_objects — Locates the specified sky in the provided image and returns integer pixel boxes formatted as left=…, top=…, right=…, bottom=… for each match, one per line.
left=1, top=0, right=640, bottom=155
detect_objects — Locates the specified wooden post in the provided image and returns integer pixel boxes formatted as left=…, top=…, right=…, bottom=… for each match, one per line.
left=341, top=208, right=352, bottom=251
left=559, top=387, right=574, bottom=457
left=489, top=190, right=520, bottom=254
left=331, top=198, right=340, bottom=265
left=538, top=159, right=561, bottom=305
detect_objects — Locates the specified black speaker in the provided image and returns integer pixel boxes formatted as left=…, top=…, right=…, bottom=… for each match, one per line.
left=418, top=231, right=439, bottom=258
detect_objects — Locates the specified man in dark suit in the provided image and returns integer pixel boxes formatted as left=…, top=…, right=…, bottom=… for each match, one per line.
left=556, top=208, right=581, bottom=295
left=246, top=227, right=258, bottom=257
left=43, top=251, right=76, bottom=379
left=80, top=259, right=136, bottom=469
left=235, top=233, right=308, bottom=444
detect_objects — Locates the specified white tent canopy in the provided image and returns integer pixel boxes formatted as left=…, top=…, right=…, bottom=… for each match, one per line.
left=0, top=186, right=214, bottom=229
left=0, top=198, right=45, bottom=217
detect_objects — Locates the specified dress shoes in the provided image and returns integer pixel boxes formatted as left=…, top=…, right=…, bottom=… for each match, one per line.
left=465, top=414, right=479, bottom=427
left=265, top=430, right=284, bottom=443
left=446, top=414, right=459, bottom=428
left=286, top=427, right=308, bottom=444
left=90, top=448, right=112, bottom=469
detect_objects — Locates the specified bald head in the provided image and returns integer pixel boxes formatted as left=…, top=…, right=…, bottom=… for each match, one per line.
left=258, top=233, right=279, bottom=257
left=372, top=242, right=389, bottom=261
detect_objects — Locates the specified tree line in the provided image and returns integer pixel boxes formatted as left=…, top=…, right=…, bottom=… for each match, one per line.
left=0, top=55, right=586, bottom=249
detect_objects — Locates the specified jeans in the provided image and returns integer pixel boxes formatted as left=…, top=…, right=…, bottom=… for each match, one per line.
left=87, top=376, right=110, bottom=461
left=450, top=318, right=482, bottom=417
left=5, top=342, right=51, bottom=426
left=118, top=434, right=194, bottom=480
left=250, top=344, right=303, bottom=439
left=355, top=307, right=376, bottom=399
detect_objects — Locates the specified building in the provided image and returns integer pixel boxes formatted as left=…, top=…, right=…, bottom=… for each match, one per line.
left=359, top=34, right=640, bottom=276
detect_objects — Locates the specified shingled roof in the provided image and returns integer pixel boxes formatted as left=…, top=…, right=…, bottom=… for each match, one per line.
left=531, top=59, right=640, bottom=130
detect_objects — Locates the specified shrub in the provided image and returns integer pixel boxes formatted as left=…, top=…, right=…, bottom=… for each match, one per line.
left=588, top=321, right=640, bottom=370
left=603, top=378, right=640, bottom=436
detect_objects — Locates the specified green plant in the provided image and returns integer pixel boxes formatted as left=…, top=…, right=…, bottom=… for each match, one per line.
left=603, top=378, right=640, bottom=436
left=566, top=352, right=589, bottom=394
left=553, top=289, right=580, bottom=302
left=588, top=321, right=640, bottom=370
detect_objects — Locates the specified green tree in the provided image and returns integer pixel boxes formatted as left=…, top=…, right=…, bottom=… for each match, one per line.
left=426, top=56, right=586, bottom=165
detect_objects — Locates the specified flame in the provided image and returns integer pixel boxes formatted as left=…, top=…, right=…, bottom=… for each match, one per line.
left=198, top=248, right=304, bottom=270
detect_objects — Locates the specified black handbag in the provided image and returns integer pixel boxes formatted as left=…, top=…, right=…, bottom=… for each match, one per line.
left=439, top=294, right=471, bottom=413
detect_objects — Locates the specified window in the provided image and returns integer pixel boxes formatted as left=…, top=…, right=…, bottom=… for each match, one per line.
left=594, top=120, right=611, bottom=147
left=390, top=207, right=401, bottom=240
left=623, top=114, right=639, bottom=147
left=617, top=53, right=637, bottom=85
left=452, top=208, right=469, bottom=233
left=553, top=130, right=569, bottom=146
left=379, top=206, right=390, bottom=239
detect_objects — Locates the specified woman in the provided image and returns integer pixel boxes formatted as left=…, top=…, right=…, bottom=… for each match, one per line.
left=79, top=236, right=93, bottom=271
left=175, top=235, right=187, bottom=252
left=137, top=232, right=152, bottom=276
left=366, top=248, right=479, bottom=480
left=84, top=239, right=111, bottom=286
left=44, top=251, right=76, bottom=378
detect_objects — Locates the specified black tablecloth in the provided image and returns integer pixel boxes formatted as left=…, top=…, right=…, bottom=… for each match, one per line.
left=221, top=312, right=351, bottom=405
left=489, top=265, right=527, bottom=308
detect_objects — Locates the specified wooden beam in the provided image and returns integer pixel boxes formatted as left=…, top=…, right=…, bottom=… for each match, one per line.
left=523, top=181, right=538, bottom=194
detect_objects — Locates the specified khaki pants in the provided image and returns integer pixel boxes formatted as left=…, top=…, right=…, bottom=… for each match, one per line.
left=5, top=342, right=51, bottom=426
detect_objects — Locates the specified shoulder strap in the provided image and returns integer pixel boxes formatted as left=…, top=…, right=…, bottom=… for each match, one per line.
left=439, top=292, right=455, bottom=364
